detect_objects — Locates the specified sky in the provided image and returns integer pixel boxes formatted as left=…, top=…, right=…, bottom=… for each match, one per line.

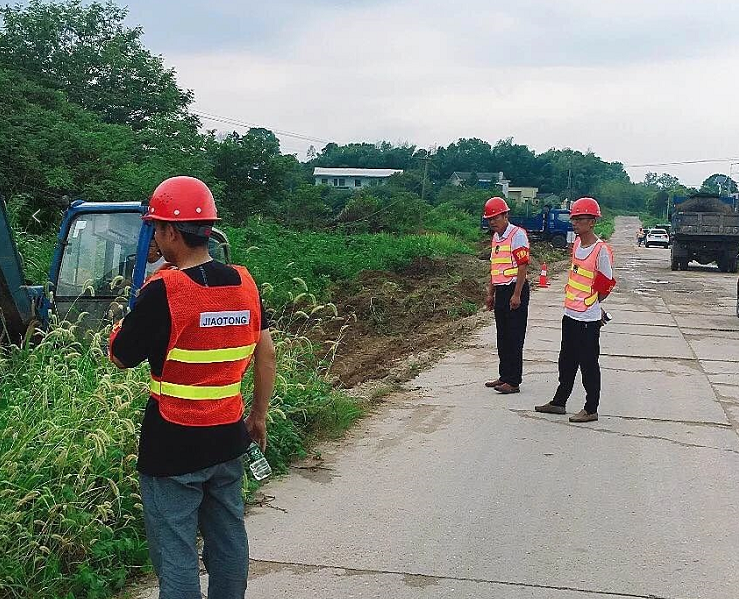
left=118, top=0, right=739, bottom=186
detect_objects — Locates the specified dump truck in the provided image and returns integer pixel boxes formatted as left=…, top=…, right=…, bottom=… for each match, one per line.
left=482, top=206, right=574, bottom=248
left=0, top=198, right=229, bottom=345
left=670, top=194, right=739, bottom=272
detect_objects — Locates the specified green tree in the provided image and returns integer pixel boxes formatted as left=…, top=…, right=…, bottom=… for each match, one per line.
left=701, top=173, right=738, bottom=195
left=435, top=185, right=491, bottom=215
left=593, top=178, right=650, bottom=212
left=312, top=141, right=417, bottom=169
left=0, top=0, right=194, bottom=130
left=282, top=183, right=332, bottom=229
left=647, top=190, right=669, bottom=218
left=490, top=138, right=539, bottom=185
left=209, top=128, right=297, bottom=222
left=433, top=138, right=494, bottom=180
left=0, top=67, right=140, bottom=222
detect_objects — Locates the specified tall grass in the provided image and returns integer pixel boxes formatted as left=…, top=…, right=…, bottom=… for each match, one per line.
left=0, top=323, right=147, bottom=598
left=3, top=218, right=473, bottom=597
left=0, top=298, right=361, bottom=598
left=226, top=220, right=473, bottom=306
left=595, top=213, right=615, bottom=240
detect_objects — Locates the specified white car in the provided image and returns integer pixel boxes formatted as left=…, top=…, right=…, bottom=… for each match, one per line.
left=645, top=228, right=669, bottom=248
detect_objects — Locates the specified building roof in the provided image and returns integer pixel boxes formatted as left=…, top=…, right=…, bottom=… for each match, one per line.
left=450, top=171, right=498, bottom=181
left=313, top=167, right=403, bottom=178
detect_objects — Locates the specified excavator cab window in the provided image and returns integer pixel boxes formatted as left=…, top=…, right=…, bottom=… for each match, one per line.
left=55, top=211, right=142, bottom=329
left=51, top=209, right=231, bottom=333
left=57, top=212, right=142, bottom=297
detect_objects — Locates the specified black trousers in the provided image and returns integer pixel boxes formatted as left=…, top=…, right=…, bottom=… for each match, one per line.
left=552, top=315, right=602, bottom=413
left=493, top=281, right=530, bottom=386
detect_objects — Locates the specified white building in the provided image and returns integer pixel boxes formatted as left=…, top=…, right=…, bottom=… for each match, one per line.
left=313, top=167, right=403, bottom=189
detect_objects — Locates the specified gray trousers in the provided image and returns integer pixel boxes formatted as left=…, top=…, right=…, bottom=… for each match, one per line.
left=140, top=457, right=249, bottom=599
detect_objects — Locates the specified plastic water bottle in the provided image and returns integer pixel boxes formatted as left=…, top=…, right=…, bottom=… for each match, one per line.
left=246, top=442, right=272, bottom=480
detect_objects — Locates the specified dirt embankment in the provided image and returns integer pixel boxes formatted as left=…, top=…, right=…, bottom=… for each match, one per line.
left=319, top=242, right=569, bottom=388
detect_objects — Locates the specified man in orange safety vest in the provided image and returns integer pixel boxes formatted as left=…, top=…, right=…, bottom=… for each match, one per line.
left=535, top=197, right=615, bottom=422
left=483, top=196, right=531, bottom=394
left=109, top=176, right=276, bottom=598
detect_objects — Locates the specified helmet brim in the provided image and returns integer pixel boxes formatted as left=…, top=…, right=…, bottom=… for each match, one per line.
left=142, top=213, right=221, bottom=222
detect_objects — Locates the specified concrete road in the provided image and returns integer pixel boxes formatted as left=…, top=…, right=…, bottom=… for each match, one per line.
left=137, top=217, right=739, bottom=599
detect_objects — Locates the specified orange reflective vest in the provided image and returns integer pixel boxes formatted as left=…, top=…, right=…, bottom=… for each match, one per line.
left=491, top=226, right=526, bottom=285
left=148, top=265, right=262, bottom=426
left=564, top=238, right=611, bottom=312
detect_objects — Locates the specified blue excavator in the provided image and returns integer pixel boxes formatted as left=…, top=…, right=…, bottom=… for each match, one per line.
left=0, top=198, right=229, bottom=345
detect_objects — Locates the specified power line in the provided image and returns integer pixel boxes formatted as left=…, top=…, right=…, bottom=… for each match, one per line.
left=192, top=110, right=331, bottom=145
left=626, top=158, right=739, bottom=168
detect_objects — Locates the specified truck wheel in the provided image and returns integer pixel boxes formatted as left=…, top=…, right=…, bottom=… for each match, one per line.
left=671, top=257, right=679, bottom=271
left=731, top=256, right=739, bottom=274
left=551, top=234, right=566, bottom=249
left=719, top=254, right=734, bottom=273
left=681, top=260, right=690, bottom=271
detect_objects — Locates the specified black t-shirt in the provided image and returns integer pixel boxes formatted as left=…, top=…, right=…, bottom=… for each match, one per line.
left=111, top=261, right=269, bottom=477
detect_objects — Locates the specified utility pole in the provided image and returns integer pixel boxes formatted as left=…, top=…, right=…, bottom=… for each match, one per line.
left=420, top=154, right=431, bottom=203
left=566, top=154, right=572, bottom=206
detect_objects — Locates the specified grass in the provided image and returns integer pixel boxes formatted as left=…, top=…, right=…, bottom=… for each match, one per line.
left=226, top=220, right=474, bottom=306
left=0, top=301, right=363, bottom=598
left=2, top=218, right=476, bottom=598
left=595, top=214, right=615, bottom=240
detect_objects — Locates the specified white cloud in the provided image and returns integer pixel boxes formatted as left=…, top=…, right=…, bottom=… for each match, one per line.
left=162, top=0, right=739, bottom=184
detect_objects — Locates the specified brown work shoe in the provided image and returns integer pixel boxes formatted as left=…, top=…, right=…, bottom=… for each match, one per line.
left=569, top=409, right=598, bottom=423
left=485, top=379, right=503, bottom=388
left=494, top=383, right=520, bottom=394
left=535, top=402, right=566, bottom=414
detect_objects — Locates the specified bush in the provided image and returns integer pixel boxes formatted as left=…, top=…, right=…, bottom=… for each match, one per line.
left=226, top=220, right=472, bottom=307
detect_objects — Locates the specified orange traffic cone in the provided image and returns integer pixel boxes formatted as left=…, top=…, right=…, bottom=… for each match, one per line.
left=538, top=263, right=549, bottom=288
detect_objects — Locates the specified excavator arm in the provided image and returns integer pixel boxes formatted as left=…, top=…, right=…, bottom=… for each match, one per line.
left=0, top=199, right=33, bottom=344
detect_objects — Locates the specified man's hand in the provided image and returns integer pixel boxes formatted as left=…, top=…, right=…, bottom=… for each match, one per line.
left=245, top=412, right=267, bottom=451
left=485, top=284, right=495, bottom=311
left=248, top=330, right=276, bottom=452
left=510, top=294, right=521, bottom=310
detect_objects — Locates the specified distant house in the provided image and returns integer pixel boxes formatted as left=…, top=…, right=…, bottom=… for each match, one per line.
left=507, top=186, right=539, bottom=205
left=448, top=171, right=510, bottom=192
left=313, top=167, right=403, bottom=189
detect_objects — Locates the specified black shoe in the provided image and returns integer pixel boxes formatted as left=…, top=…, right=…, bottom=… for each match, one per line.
left=535, top=402, right=566, bottom=414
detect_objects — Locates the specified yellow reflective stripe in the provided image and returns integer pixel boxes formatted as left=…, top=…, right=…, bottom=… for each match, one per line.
left=493, top=244, right=512, bottom=252
left=491, top=267, right=518, bottom=275
left=167, top=344, right=256, bottom=364
left=572, top=264, right=595, bottom=279
left=566, top=291, right=598, bottom=305
left=567, top=278, right=592, bottom=293
left=491, top=257, right=512, bottom=264
left=150, top=378, right=241, bottom=400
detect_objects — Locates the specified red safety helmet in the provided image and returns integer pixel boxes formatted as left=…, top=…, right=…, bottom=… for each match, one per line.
left=483, top=196, right=510, bottom=219
left=143, top=176, right=220, bottom=222
left=570, top=197, right=601, bottom=218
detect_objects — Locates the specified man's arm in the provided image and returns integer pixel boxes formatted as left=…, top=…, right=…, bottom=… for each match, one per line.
left=510, top=240, right=530, bottom=310
left=245, top=329, right=276, bottom=451
left=108, top=279, right=168, bottom=370
left=511, top=262, right=528, bottom=309
left=594, top=246, right=616, bottom=302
